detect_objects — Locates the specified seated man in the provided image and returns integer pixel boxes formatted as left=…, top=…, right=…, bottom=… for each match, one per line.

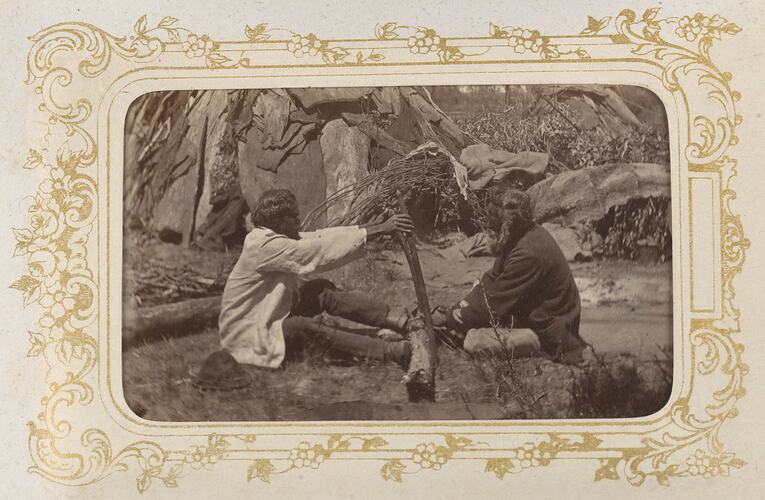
left=193, top=189, right=414, bottom=390
left=438, top=184, right=594, bottom=365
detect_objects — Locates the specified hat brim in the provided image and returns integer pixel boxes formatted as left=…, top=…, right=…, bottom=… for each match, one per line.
left=188, top=363, right=252, bottom=392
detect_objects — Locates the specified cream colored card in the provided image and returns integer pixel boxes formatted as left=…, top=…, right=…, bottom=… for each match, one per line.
left=1, top=0, right=765, bottom=498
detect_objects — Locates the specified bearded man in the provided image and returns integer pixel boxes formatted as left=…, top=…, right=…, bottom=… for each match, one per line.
left=438, top=184, right=594, bottom=364
left=192, top=189, right=415, bottom=390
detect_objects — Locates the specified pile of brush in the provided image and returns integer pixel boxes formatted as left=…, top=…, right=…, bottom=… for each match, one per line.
left=597, top=196, right=671, bottom=262
left=124, top=258, right=231, bottom=307
left=457, top=104, right=669, bottom=173
left=301, top=144, right=485, bottom=235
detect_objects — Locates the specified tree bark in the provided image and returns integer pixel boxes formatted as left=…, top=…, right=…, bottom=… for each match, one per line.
left=188, top=116, right=208, bottom=246
left=123, top=296, right=221, bottom=347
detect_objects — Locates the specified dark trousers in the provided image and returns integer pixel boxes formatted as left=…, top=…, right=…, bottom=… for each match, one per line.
left=282, top=279, right=393, bottom=360
left=290, top=278, right=389, bottom=327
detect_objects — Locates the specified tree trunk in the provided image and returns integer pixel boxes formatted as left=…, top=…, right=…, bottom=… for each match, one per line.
left=123, top=296, right=221, bottom=347
left=188, top=116, right=208, bottom=246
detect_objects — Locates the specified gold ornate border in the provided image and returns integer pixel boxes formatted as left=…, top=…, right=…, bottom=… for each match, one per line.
left=12, top=8, right=749, bottom=492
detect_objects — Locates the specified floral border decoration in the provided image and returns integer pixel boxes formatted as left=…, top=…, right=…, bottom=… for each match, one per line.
left=13, top=8, right=749, bottom=493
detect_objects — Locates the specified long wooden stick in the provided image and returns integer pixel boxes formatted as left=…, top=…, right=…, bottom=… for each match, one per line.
left=395, top=191, right=438, bottom=402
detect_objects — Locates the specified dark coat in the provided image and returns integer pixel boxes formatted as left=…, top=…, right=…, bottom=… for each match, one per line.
left=460, top=224, right=584, bottom=356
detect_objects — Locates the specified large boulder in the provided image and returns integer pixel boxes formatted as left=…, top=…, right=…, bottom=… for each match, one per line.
left=320, top=119, right=371, bottom=222
left=238, top=126, right=327, bottom=225
left=194, top=92, right=235, bottom=232
left=152, top=92, right=230, bottom=244
left=541, top=223, right=588, bottom=262
left=527, top=162, right=670, bottom=225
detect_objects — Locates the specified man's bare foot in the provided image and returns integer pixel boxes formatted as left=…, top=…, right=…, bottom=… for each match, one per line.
left=376, top=328, right=404, bottom=342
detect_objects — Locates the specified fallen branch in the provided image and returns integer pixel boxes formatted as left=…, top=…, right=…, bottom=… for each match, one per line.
left=123, top=296, right=221, bottom=347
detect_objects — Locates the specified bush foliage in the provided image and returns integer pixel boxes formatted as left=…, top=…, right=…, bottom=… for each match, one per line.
left=456, top=101, right=669, bottom=173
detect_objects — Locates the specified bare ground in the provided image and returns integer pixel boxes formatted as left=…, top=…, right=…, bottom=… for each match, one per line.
left=122, top=239, right=673, bottom=422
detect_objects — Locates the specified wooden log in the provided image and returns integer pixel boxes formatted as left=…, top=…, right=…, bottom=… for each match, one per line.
left=123, top=295, right=221, bottom=347
left=395, top=192, right=438, bottom=402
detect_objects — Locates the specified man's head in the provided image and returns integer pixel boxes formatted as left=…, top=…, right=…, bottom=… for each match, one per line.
left=250, top=189, right=301, bottom=239
left=484, top=184, right=535, bottom=256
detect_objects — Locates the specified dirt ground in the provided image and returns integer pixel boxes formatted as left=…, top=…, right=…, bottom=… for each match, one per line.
left=122, top=237, right=673, bottom=422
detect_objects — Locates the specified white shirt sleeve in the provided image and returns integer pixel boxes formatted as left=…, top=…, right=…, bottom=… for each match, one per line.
left=253, top=226, right=367, bottom=275
left=299, top=225, right=364, bottom=240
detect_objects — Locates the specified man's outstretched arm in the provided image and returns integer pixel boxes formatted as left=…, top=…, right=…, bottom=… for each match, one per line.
left=300, top=214, right=413, bottom=239
left=254, top=215, right=413, bottom=275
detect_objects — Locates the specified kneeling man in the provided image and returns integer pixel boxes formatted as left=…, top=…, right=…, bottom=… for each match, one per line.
left=440, top=185, right=593, bottom=364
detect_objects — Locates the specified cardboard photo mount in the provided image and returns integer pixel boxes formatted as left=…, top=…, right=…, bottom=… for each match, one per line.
left=12, top=9, right=751, bottom=494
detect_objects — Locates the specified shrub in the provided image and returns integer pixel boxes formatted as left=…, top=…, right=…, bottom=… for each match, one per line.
left=456, top=102, right=669, bottom=172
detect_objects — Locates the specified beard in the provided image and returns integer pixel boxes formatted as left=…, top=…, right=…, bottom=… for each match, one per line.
left=499, top=210, right=532, bottom=252
left=284, top=227, right=301, bottom=240
left=488, top=210, right=531, bottom=249
left=485, top=208, right=534, bottom=273
left=485, top=233, right=502, bottom=256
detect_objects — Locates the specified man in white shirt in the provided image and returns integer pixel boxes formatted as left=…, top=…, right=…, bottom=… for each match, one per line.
left=192, top=189, right=415, bottom=390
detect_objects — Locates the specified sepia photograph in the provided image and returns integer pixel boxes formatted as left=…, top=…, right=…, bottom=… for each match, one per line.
left=122, top=84, right=673, bottom=421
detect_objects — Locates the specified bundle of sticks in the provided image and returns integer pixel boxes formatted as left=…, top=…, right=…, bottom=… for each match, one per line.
left=126, top=260, right=229, bottom=307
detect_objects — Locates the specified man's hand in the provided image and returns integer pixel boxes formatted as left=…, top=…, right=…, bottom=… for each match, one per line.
left=363, top=214, right=414, bottom=237
left=384, top=214, right=415, bottom=234
left=430, top=304, right=467, bottom=350
left=431, top=306, right=449, bottom=328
